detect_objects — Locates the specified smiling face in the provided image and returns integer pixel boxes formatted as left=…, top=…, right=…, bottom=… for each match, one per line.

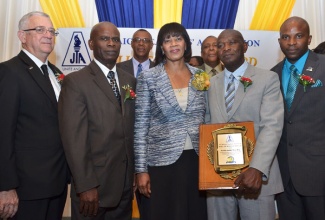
left=131, top=30, right=153, bottom=63
left=88, top=22, right=121, bottom=69
left=216, top=30, right=247, bottom=72
left=18, top=15, right=55, bottom=62
left=279, top=17, right=312, bottom=64
left=161, top=34, right=186, bottom=63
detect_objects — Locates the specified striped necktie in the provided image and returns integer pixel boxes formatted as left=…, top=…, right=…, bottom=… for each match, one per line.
left=286, top=65, right=299, bottom=110
left=107, top=71, right=121, bottom=105
left=136, top=63, right=143, bottom=78
left=225, top=74, right=235, bottom=113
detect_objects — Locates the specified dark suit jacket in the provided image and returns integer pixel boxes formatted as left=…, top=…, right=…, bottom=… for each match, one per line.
left=58, top=61, right=136, bottom=207
left=0, top=51, right=69, bottom=200
left=117, top=58, right=154, bottom=77
left=271, top=50, right=325, bottom=196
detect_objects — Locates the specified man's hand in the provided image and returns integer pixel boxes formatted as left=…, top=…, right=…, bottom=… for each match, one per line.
left=234, top=167, right=263, bottom=194
left=0, top=189, right=19, bottom=219
left=136, top=173, right=151, bottom=198
left=79, top=188, right=99, bottom=217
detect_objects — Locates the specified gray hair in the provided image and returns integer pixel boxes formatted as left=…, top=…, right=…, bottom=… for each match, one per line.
left=18, top=11, right=50, bottom=30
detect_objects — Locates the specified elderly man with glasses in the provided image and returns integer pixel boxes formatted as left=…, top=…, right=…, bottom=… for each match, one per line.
left=117, top=29, right=154, bottom=78
left=0, top=11, right=69, bottom=219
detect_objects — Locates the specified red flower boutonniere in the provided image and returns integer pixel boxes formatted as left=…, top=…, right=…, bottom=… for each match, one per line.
left=55, top=73, right=65, bottom=85
left=299, top=74, right=315, bottom=92
left=122, top=84, right=136, bottom=102
left=240, top=77, right=253, bottom=92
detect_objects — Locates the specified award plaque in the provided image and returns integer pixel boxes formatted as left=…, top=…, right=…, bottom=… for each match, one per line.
left=199, top=122, right=255, bottom=190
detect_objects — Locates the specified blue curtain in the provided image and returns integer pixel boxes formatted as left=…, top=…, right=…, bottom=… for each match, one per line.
left=95, top=0, right=153, bottom=28
left=181, top=0, right=240, bottom=29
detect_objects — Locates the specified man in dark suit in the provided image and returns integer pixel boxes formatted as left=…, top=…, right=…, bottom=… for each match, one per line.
left=117, top=29, right=154, bottom=78
left=198, top=36, right=224, bottom=77
left=58, top=22, right=136, bottom=219
left=272, top=16, right=325, bottom=220
left=0, top=11, right=69, bottom=219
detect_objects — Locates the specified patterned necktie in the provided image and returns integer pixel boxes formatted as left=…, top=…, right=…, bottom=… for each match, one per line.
left=107, top=71, right=121, bottom=105
left=211, top=68, right=217, bottom=77
left=136, top=63, right=143, bottom=78
left=225, top=74, right=235, bottom=113
left=286, top=65, right=299, bottom=110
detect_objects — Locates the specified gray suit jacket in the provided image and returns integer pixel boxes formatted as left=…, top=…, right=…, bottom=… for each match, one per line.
left=58, top=61, right=136, bottom=207
left=117, top=58, right=154, bottom=77
left=271, top=51, right=325, bottom=196
left=206, top=64, right=284, bottom=196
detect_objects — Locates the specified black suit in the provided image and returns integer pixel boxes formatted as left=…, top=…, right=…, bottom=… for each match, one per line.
left=0, top=51, right=69, bottom=217
left=271, top=50, right=325, bottom=219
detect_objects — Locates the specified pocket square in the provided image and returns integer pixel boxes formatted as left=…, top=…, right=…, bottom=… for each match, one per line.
left=312, top=79, right=323, bottom=88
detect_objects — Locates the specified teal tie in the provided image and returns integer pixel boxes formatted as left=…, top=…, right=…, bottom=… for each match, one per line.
left=286, top=65, right=299, bottom=110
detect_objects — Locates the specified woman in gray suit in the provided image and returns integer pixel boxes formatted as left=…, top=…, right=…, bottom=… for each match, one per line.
left=134, top=22, right=207, bottom=220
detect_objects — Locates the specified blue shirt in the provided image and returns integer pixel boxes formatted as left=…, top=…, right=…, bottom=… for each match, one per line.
left=224, top=61, right=249, bottom=94
left=282, top=51, right=310, bottom=98
left=132, top=58, right=151, bottom=77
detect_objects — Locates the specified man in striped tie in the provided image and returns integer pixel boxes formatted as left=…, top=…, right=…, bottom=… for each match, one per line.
left=205, top=29, right=284, bottom=220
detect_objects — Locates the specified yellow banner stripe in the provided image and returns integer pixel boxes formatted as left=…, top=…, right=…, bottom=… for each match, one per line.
left=250, top=0, right=296, bottom=30
left=39, top=0, right=85, bottom=28
left=154, top=0, right=183, bottom=29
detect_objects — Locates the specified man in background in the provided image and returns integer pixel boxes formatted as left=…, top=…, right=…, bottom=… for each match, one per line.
left=199, top=36, right=223, bottom=77
left=0, top=11, right=69, bottom=219
left=272, top=16, right=325, bottom=220
left=59, top=21, right=135, bottom=219
left=118, top=29, right=154, bottom=78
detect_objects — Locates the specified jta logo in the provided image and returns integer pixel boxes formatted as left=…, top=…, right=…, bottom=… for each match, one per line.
left=62, top=32, right=91, bottom=67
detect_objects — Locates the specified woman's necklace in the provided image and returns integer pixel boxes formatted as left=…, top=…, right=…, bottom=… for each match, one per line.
left=176, top=88, right=183, bottom=96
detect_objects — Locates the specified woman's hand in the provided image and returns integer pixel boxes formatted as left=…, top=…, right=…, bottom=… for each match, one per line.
left=136, top=173, right=151, bottom=198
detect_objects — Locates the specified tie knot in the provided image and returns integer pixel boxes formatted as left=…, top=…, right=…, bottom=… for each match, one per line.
left=107, top=71, right=115, bottom=79
left=41, top=64, right=48, bottom=73
left=138, top=63, right=142, bottom=68
left=289, top=65, right=298, bottom=75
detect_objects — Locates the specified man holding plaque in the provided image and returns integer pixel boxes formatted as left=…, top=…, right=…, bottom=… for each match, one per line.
left=205, top=29, right=284, bottom=220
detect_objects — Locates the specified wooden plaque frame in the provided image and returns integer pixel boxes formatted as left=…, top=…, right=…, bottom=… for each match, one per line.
left=199, top=122, right=255, bottom=190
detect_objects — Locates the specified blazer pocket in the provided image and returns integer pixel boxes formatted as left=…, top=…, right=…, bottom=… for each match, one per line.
left=93, top=156, right=106, bottom=167
left=309, top=146, right=325, bottom=156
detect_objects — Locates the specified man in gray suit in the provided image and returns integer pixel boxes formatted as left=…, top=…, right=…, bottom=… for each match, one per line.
left=272, top=16, right=325, bottom=220
left=117, top=29, right=154, bottom=78
left=59, top=22, right=135, bottom=219
left=198, top=36, right=223, bottom=77
left=205, top=29, right=284, bottom=220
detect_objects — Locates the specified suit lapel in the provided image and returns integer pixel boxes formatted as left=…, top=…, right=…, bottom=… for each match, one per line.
left=155, top=64, right=184, bottom=113
left=117, top=66, right=135, bottom=115
left=213, top=73, right=228, bottom=121
left=89, top=61, right=121, bottom=110
left=289, top=52, right=319, bottom=115
left=228, top=65, right=255, bottom=119
left=18, top=51, right=57, bottom=109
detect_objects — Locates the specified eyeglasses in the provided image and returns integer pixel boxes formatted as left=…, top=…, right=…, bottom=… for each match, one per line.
left=23, top=26, right=59, bottom=36
left=132, top=38, right=152, bottom=44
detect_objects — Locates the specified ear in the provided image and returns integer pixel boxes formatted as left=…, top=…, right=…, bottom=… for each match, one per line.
left=88, top=39, right=93, bottom=50
left=17, top=30, right=26, bottom=43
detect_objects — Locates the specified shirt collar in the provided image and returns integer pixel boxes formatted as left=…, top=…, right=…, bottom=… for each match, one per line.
left=284, top=50, right=310, bottom=74
left=224, top=61, right=249, bottom=80
left=22, top=49, right=48, bottom=68
left=94, top=58, right=117, bottom=76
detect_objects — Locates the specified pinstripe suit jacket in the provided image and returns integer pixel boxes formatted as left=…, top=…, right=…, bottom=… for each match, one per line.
left=134, top=63, right=206, bottom=173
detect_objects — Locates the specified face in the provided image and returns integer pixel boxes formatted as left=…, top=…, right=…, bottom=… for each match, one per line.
left=131, top=30, right=153, bottom=62
left=189, top=57, right=200, bottom=67
left=88, top=23, right=121, bottom=69
left=217, top=30, right=247, bottom=72
left=161, top=35, right=186, bottom=62
left=201, top=36, right=219, bottom=67
left=278, top=19, right=312, bottom=63
left=18, top=15, right=55, bottom=62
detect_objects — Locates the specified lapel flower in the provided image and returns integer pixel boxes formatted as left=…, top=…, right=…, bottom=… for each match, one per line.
left=299, top=74, right=315, bottom=92
left=191, top=70, right=210, bottom=91
left=122, top=84, right=136, bottom=102
left=55, top=73, right=65, bottom=85
left=240, top=76, right=253, bottom=92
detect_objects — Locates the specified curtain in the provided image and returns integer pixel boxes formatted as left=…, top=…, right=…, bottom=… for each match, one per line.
left=153, top=0, right=183, bottom=28
left=95, top=0, right=153, bottom=28
left=181, top=0, right=240, bottom=29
